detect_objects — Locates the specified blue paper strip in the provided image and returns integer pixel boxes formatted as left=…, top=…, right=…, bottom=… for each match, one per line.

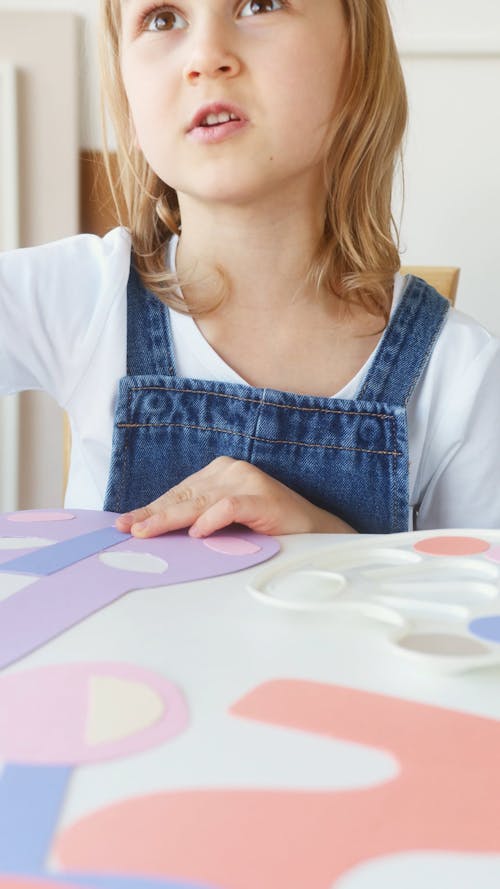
left=0, top=870, right=217, bottom=888
left=0, top=763, right=71, bottom=870
left=46, top=873, right=218, bottom=887
left=0, top=527, right=130, bottom=576
left=0, top=873, right=218, bottom=888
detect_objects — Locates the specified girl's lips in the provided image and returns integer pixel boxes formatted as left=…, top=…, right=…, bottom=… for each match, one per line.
left=187, top=117, right=248, bottom=144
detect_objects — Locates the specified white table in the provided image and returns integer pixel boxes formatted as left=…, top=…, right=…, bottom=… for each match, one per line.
left=2, top=531, right=500, bottom=888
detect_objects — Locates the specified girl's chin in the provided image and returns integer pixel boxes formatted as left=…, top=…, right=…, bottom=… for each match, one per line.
left=175, top=179, right=298, bottom=212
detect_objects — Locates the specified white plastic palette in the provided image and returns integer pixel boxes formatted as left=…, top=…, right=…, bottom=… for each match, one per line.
left=248, top=530, right=500, bottom=673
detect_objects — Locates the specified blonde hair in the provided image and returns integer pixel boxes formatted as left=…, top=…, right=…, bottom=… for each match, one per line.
left=99, top=0, right=407, bottom=318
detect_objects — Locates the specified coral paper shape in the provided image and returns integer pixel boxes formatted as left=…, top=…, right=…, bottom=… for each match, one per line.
left=53, top=680, right=500, bottom=888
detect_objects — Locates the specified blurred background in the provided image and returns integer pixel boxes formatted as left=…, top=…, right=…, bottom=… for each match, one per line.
left=0, top=0, right=499, bottom=509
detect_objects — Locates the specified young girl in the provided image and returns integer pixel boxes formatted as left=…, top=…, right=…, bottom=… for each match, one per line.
left=1, top=0, right=499, bottom=537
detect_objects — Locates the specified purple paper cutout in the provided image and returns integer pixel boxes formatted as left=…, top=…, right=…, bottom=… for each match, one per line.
left=0, top=510, right=279, bottom=669
left=0, top=527, right=130, bottom=576
left=0, top=547, right=40, bottom=566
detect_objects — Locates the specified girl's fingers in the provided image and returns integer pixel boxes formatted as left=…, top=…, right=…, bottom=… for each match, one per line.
left=125, top=492, right=272, bottom=540
left=114, top=458, right=348, bottom=539
left=189, top=495, right=274, bottom=538
left=117, top=480, right=228, bottom=537
left=115, top=485, right=212, bottom=534
left=188, top=494, right=352, bottom=537
left=115, top=507, right=154, bottom=532
left=115, top=457, right=239, bottom=533
left=128, top=497, right=213, bottom=538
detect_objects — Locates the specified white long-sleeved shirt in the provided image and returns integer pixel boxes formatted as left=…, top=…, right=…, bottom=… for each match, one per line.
left=1, top=226, right=499, bottom=529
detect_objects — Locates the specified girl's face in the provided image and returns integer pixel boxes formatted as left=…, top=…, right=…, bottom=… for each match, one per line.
left=120, top=0, right=348, bottom=208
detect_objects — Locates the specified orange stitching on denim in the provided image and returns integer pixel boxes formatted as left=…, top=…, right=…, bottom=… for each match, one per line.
left=117, top=388, right=132, bottom=511
left=128, top=386, right=393, bottom=421
left=116, top=421, right=401, bottom=457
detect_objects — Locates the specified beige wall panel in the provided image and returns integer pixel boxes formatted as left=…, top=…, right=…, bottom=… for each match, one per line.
left=0, top=11, right=79, bottom=508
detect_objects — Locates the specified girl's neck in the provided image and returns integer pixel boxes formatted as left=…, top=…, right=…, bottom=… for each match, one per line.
left=175, top=189, right=328, bottom=317
left=173, top=192, right=387, bottom=397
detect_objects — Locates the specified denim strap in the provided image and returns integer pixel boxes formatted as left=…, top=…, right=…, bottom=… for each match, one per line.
left=104, top=259, right=430, bottom=530
left=126, top=259, right=177, bottom=376
left=357, top=276, right=450, bottom=406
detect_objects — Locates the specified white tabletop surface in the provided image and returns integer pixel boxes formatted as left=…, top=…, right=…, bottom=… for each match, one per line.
left=2, top=530, right=500, bottom=887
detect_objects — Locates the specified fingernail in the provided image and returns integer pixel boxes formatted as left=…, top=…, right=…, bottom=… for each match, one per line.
left=132, top=520, right=148, bottom=534
left=116, top=513, right=133, bottom=526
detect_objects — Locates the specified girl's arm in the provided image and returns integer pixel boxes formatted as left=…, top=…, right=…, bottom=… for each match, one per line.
left=0, top=230, right=130, bottom=405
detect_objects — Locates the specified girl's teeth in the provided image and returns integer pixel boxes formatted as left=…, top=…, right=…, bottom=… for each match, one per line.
left=203, top=111, right=238, bottom=126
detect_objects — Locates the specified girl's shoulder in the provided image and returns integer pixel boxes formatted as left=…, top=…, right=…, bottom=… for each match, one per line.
left=0, top=225, right=131, bottom=304
left=1, top=226, right=132, bottom=350
left=0, top=227, right=132, bottom=406
left=409, top=281, right=500, bottom=426
left=408, top=292, right=500, bottom=529
left=393, top=272, right=500, bottom=381
left=432, top=302, right=500, bottom=379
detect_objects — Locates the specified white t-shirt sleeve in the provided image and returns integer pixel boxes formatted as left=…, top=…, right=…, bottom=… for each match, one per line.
left=0, top=227, right=131, bottom=406
left=409, top=308, right=500, bottom=529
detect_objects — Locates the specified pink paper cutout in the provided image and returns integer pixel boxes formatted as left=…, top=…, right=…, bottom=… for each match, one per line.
left=486, top=545, right=500, bottom=563
left=53, top=680, right=500, bottom=888
left=414, top=536, right=490, bottom=557
left=0, top=663, right=188, bottom=764
left=202, top=536, right=261, bottom=556
left=7, top=511, right=76, bottom=523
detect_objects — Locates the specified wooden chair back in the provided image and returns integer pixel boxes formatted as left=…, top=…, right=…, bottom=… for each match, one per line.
left=400, top=266, right=460, bottom=305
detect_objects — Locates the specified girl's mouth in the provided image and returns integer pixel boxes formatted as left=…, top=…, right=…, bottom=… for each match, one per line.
left=188, top=117, right=248, bottom=144
left=187, top=102, right=248, bottom=143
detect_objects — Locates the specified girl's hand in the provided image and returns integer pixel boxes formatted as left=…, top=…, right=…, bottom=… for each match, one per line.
left=115, top=456, right=354, bottom=538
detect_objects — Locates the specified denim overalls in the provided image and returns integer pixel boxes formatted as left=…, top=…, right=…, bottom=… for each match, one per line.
left=104, top=261, right=449, bottom=533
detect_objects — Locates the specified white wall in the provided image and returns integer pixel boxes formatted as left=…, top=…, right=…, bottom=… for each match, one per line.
left=391, top=0, right=500, bottom=332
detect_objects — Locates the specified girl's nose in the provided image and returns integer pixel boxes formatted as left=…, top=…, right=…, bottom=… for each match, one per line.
left=183, top=22, right=241, bottom=83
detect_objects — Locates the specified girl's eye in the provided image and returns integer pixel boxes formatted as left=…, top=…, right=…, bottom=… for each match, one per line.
left=143, top=6, right=187, bottom=31
left=239, top=0, right=284, bottom=17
